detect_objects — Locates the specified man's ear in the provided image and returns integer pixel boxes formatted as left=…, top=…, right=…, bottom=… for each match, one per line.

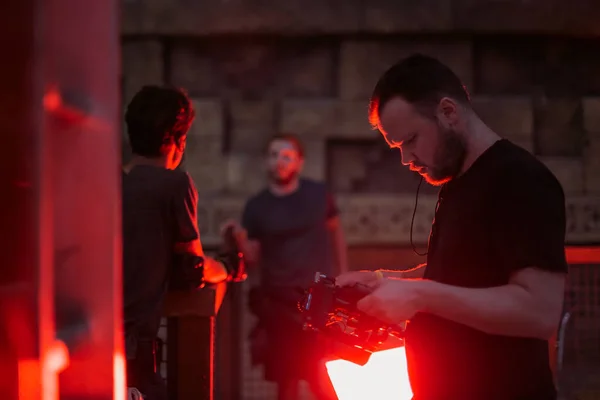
left=175, top=135, right=186, bottom=152
left=437, top=97, right=460, bottom=127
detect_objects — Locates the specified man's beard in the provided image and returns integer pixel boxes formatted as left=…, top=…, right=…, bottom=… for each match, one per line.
left=270, top=170, right=299, bottom=186
left=424, top=125, right=467, bottom=186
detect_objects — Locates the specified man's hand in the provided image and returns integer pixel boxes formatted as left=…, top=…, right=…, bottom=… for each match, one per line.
left=219, top=219, right=260, bottom=265
left=357, top=279, right=426, bottom=324
left=204, top=257, right=229, bottom=283
left=335, top=270, right=383, bottom=290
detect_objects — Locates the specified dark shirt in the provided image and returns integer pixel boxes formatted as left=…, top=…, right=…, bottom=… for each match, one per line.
left=122, top=165, right=200, bottom=334
left=241, top=178, right=339, bottom=290
left=405, top=139, right=568, bottom=400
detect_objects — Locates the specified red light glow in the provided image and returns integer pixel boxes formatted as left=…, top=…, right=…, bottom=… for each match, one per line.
left=326, top=346, right=413, bottom=400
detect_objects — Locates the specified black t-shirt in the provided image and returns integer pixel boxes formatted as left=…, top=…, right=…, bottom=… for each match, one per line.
left=242, top=178, right=339, bottom=289
left=405, top=140, right=568, bottom=400
left=122, top=165, right=200, bottom=335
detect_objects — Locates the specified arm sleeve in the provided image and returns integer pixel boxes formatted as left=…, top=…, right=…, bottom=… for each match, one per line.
left=172, top=173, right=200, bottom=244
left=326, top=190, right=340, bottom=220
left=497, top=172, right=568, bottom=274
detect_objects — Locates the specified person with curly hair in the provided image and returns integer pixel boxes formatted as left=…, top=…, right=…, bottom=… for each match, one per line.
left=122, top=85, right=228, bottom=400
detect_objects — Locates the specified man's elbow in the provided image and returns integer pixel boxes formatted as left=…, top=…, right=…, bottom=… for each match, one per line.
left=535, top=310, right=562, bottom=340
left=527, top=299, right=563, bottom=340
left=509, top=268, right=566, bottom=340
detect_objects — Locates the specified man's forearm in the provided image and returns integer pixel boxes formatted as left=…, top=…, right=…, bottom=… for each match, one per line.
left=174, top=239, right=228, bottom=284
left=417, top=280, right=554, bottom=339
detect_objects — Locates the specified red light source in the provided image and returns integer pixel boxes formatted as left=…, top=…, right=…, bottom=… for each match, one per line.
left=326, top=346, right=413, bottom=400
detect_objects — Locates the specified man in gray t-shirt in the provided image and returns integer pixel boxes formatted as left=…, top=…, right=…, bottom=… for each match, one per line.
left=226, top=133, right=347, bottom=400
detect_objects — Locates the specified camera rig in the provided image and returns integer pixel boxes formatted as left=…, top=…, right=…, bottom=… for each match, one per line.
left=298, top=272, right=404, bottom=365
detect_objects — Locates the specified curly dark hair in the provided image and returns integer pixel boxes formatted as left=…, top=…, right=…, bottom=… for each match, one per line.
left=369, top=54, right=471, bottom=128
left=125, top=85, right=195, bottom=157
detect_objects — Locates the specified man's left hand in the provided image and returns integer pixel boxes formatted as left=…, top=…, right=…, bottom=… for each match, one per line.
left=357, top=279, right=427, bottom=324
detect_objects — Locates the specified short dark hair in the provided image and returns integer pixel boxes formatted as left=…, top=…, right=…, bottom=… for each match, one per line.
left=125, top=85, right=195, bottom=157
left=266, top=133, right=305, bottom=159
left=368, top=54, right=471, bottom=128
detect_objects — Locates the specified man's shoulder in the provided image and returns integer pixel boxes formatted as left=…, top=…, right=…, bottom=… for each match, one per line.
left=126, top=165, right=191, bottom=182
left=300, top=177, right=327, bottom=189
left=122, top=165, right=192, bottom=193
left=492, top=141, right=565, bottom=199
left=299, top=178, right=330, bottom=196
left=244, top=188, right=270, bottom=210
left=158, top=168, right=196, bottom=196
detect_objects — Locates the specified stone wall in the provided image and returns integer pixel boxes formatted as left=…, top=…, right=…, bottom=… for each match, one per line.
left=122, top=35, right=600, bottom=247
left=121, top=0, right=600, bottom=37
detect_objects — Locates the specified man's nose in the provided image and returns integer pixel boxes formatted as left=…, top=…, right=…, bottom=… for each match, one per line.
left=276, top=159, right=287, bottom=169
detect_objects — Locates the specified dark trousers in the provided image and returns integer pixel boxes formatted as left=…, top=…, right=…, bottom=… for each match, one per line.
left=125, top=316, right=167, bottom=400
left=126, top=338, right=166, bottom=400
left=249, top=285, right=338, bottom=400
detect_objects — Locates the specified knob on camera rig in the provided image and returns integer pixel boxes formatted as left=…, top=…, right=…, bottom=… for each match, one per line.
left=298, top=272, right=404, bottom=366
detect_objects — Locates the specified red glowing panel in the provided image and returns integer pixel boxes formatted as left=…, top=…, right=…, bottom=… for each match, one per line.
left=325, top=346, right=413, bottom=400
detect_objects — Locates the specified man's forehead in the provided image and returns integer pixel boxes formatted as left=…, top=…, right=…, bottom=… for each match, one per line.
left=269, top=139, right=298, bottom=154
left=379, top=100, right=417, bottom=143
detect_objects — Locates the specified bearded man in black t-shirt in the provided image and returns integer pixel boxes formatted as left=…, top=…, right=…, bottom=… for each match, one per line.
left=336, top=55, right=568, bottom=400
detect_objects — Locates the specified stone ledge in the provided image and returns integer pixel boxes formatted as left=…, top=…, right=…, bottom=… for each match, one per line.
left=122, top=0, right=362, bottom=35
left=197, top=195, right=600, bottom=246
left=121, top=0, right=600, bottom=36
left=453, top=0, right=600, bottom=36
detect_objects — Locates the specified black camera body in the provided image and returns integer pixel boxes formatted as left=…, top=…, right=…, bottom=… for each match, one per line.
left=298, top=273, right=404, bottom=365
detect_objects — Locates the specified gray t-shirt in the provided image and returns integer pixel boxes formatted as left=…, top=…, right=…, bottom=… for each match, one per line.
left=242, top=179, right=339, bottom=289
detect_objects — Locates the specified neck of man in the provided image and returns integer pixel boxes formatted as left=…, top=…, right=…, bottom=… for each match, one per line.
left=124, top=154, right=169, bottom=173
left=269, top=177, right=300, bottom=197
left=459, top=115, right=502, bottom=176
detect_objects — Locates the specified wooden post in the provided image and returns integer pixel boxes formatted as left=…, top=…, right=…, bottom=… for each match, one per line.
left=164, top=283, right=227, bottom=400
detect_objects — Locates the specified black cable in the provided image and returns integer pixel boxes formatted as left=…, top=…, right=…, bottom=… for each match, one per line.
left=410, top=177, right=428, bottom=256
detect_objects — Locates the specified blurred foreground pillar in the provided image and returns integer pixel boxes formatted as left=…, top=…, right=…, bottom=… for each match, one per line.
left=0, top=0, right=122, bottom=399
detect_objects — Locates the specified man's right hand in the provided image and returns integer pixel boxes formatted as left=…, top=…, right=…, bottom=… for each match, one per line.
left=219, top=220, right=260, bottom=265
left=335, top=270, right=384, bottom=289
